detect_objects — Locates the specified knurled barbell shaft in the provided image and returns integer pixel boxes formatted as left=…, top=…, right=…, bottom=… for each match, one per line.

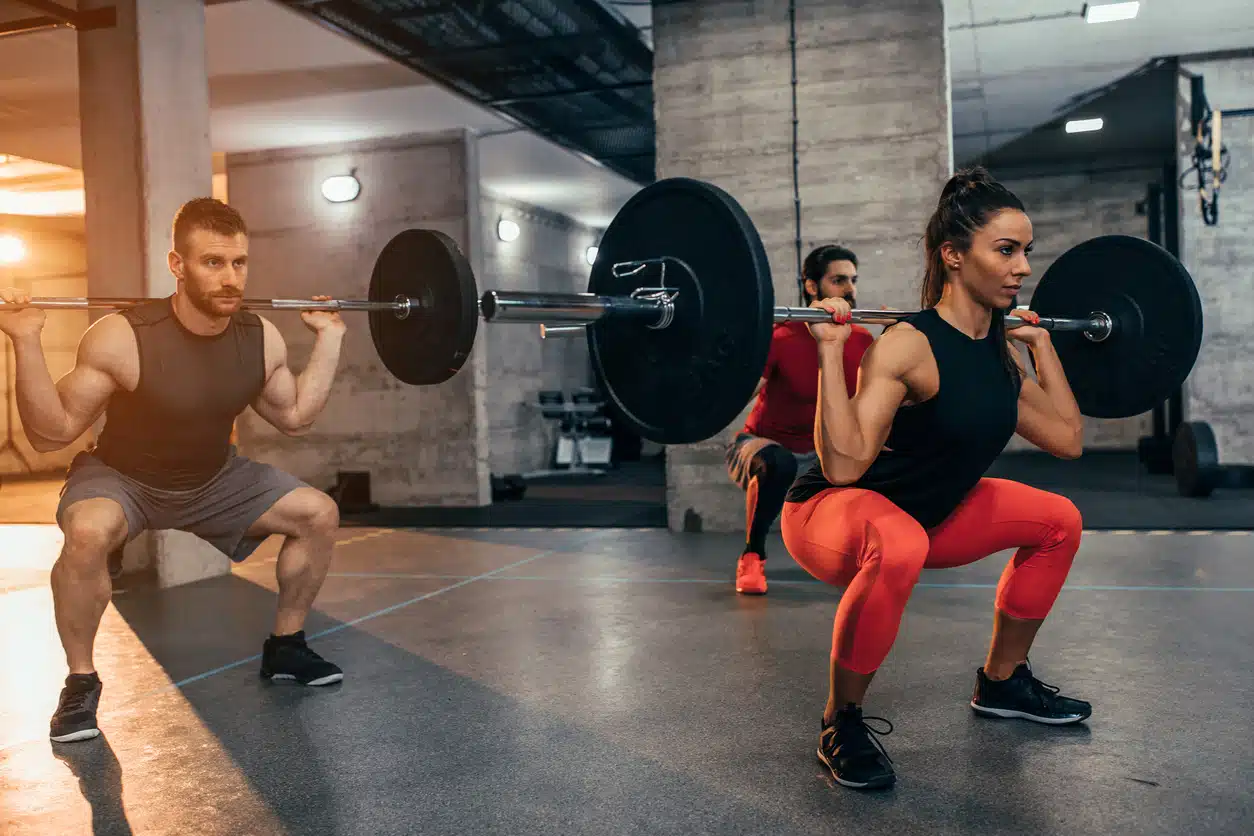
left=482, top=290, right=1114, bottom=342
left=0, top=295, right=413, bottom=316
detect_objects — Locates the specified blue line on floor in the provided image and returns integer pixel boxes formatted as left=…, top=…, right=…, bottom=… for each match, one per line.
left=169, top=551, right=555, bottom=689
left=325, top=572, right=1254, bottom=592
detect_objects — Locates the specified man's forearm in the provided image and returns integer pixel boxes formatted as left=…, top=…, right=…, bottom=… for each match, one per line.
left=10, top=334, right=71, bottom=441
left=290, top=331, right=345, bottom=429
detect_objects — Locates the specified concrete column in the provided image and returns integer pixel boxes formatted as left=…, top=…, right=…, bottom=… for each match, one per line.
left=652, top=0, right=951, bottom=532
left=77, top=0, right=225, bottom=587
left=1176, top=55, right=1254, bottom=467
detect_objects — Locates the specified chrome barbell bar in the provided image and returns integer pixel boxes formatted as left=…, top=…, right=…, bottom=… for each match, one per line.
left=479, top=290, right=1115, bottom=344
left=0, top=295, right=415, bottom=319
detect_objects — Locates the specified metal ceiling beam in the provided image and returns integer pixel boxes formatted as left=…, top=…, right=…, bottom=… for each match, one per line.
left=11, top=0, right=77, bottom=22
left=489, top=80, right=650, bottom=106
left=0, top=3, right=115, bottom=40
left=270, top=0, right=655, bottom=183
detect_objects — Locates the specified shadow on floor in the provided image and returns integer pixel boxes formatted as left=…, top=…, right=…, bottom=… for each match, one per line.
left=86, top=573, right=1055, bottom=835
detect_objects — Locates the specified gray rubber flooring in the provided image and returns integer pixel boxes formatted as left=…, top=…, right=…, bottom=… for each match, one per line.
left=1, top=523, right=1252, bottom=835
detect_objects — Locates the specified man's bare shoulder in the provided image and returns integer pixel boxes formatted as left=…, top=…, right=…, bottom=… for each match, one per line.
left=76, top=313, right=139, bottom=387
left=79, top=313, right=136, bottom=359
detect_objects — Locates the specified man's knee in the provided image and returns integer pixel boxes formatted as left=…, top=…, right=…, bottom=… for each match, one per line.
left=753, top=443, right=799, bottom=486
left=59, top=500, right=128, bottom=565
left=290, top=489, right=340, bottom=537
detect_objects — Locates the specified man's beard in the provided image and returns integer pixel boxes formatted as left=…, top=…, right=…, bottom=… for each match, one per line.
left=186, top=284, right=241, bottom=317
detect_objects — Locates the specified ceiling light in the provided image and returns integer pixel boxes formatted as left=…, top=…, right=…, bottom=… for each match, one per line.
left=586, top=245, right=599, bottom=266
left=1083, top=2, right=1139, bottom=24
left=320, top=174, right=360, bottom=203
left=0, top=234, right=26, bottom=265
left=497, top=218, right=520, bottom=242
left=1065, top=117, right=1104, bottom=134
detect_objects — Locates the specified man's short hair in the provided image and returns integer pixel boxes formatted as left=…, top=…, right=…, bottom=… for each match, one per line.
left=802, top=244, right=858, bottom=303
left=172, top=198, right=247, bottom=255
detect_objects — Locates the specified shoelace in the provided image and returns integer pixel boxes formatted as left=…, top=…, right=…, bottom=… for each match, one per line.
left=282, top=641, right=327, bottom=666
left=825, top=710, right=896, bottom=764
left=57, top=683, right=95, bottom=715
left=1018, top=659, right=1063, bottom=706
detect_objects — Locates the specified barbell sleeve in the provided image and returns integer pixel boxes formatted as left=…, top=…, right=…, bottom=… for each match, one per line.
left=479, top=291, right=670, bottom=325
left=539, top=324, right=587, bottom=339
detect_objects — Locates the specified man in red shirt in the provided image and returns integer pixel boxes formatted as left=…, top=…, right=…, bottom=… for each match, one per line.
left=725, top=245, right=874, bottom=594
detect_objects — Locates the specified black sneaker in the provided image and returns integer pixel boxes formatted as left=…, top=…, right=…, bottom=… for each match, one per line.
left=50, top=673, right=103, bottom=743
left=260, top=631, right=343, bottom=686
left=971, top=662, right=1091, bottom=725
left=817, top=704, right=896, bottom=790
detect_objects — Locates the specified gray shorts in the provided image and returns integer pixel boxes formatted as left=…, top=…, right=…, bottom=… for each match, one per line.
left=57, top=447, right=310, bottom=562
left=725, top=431, right=819, bottom=491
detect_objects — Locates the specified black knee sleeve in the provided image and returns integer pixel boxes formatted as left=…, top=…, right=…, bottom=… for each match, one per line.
left=745, top=445, right=799, bottom=556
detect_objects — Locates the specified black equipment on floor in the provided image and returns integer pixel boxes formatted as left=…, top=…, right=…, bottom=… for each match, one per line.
left=524, top=388, right=614, bottom=480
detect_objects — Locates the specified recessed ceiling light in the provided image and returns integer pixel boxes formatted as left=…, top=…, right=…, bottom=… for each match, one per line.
left=1083, top=2, right=1140, bottom=24
left=1065, top=117, right=1104, bottom=134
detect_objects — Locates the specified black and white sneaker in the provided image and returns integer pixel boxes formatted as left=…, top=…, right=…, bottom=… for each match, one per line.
left=817, top=704, right=896, bottom=790
left=260, top=631, right=343, bottom=686
left=971, top=662, right=1091, bottom=725
left=50, top=673, right=103, bottom=743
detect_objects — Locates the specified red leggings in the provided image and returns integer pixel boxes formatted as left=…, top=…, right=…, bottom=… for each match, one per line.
left=780, top=478, right=1082, bottom=674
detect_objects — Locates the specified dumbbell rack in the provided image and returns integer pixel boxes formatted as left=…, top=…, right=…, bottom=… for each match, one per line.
left=524, top=394, right=612, bottom=481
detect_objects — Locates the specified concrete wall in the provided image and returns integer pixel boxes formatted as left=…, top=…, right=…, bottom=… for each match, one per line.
left=1176, top=56, right=1254, bottom=466
left=481, top=194, right=597, bottom=477
left=0, top=215, right=92, bottom=476
left=992, top=167, right=1161, bottom=451
left=225, top=131, right=491, bottom=506
left=652, top=0, right=951, bottom=532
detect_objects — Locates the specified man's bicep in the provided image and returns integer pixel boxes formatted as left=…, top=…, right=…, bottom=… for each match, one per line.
left=55, top=321, right=126, bottom=438
left=255, top=363, right=298, bottom=410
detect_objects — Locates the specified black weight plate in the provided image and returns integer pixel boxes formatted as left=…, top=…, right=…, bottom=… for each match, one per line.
left=368, top=229, right=478, bottom=385
left=1173, top=420, right=1221, bottom=497
left=1029, top=235, right=1203, bottom=419
left=587, top=178, right=774, bottom=445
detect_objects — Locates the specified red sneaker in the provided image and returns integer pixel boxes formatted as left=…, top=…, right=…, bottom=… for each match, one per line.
left=736, top=552, right=767, bottom=595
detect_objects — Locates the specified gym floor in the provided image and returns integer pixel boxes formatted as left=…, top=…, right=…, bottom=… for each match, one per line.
left=1, top=523, right=1251, bottom=836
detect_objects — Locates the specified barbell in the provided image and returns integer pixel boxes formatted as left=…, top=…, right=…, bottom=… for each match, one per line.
left=0, top=177, right=1204, bottom=446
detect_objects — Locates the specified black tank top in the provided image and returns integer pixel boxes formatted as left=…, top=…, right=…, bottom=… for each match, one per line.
left=787, top=308, right=1022, bottom=529
left=92, top=297, right=267, bottom=491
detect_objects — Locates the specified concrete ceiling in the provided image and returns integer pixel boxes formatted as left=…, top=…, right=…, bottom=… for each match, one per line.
left=1, top=0, right=1254, bottom=226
